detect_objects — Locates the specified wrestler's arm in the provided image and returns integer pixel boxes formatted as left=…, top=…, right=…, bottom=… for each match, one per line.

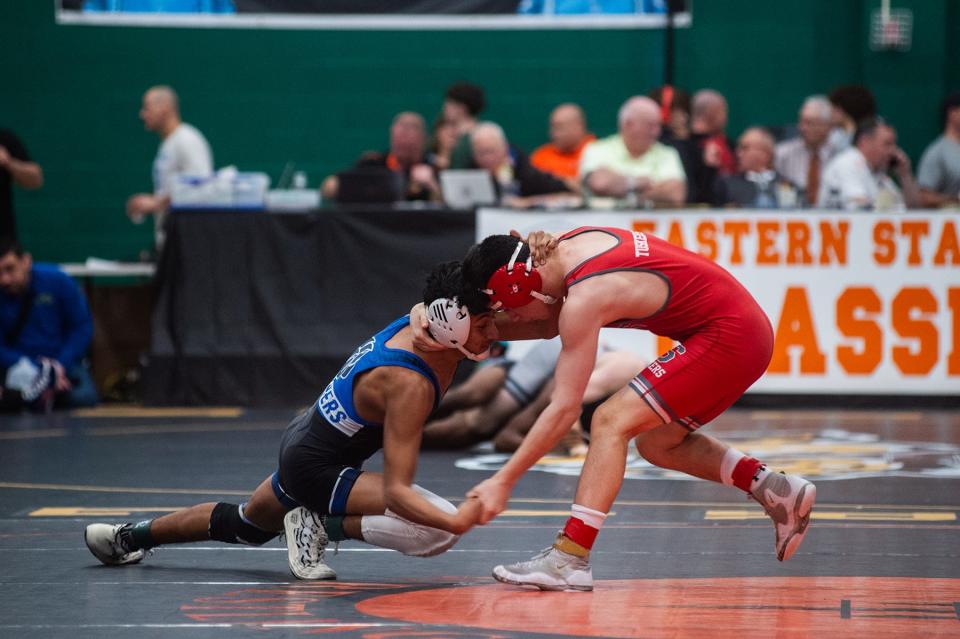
left=381, top=369, right=481, bottom=534
left=468, top=294, right=602, bottom=522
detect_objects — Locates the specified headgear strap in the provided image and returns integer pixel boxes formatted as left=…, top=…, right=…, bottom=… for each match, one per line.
left=481, top=241, right=557, bottom=310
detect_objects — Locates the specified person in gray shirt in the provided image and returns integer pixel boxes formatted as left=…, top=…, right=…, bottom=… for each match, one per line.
left=917, top=92, right=960, bottom=208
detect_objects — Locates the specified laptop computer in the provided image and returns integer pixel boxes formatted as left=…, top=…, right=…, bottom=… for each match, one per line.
left=440, top=169, right=497, bottom=209
left=336, top=167, right=404, bottom=204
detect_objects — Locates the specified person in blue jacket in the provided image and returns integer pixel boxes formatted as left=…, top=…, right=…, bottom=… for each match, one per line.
left=0, top=239, right=96, bottom=409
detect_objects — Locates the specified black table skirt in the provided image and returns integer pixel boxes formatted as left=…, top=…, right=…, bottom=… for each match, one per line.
left=144, top=208, right=476, bottom=406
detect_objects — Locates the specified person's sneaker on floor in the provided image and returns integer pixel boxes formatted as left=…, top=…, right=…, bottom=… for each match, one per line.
left=84, top=523, right=145, bottom=566
left=750, top=472, right=816, bottom=561
left=283, top=507, right=337, bottom=580
left=492, top=545, right=593, bottom=591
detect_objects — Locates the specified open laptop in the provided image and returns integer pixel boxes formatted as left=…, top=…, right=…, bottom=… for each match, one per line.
left=440, top=169, right=497, bottom=209
left=336, top=168, right=403, bottom=204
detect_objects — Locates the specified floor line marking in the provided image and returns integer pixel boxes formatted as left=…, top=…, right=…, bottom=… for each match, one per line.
left=4, top=482, right=959, bottom=511
left=70, top=406, right=244, bottom=418
left=705, top=510, right=957, bottom=522
left=85, top=422, right=285, bottom=437
left=0, top=429, right=69, bottom=440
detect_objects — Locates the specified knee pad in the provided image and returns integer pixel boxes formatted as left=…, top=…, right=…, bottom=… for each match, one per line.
left=209, top=502, right=279, bottom=546
left=417, top=528, right=460, bottom=557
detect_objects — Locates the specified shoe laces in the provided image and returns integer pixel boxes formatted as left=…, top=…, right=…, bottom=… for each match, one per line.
left=513, top=546, right=555, bottom=569
left=295, top=512, right=327, bottom=567
left=114, top=524, right=137, bottom=554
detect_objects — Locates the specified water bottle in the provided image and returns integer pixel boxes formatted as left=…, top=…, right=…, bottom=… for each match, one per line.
left=292, top=171, right=307, bottom=190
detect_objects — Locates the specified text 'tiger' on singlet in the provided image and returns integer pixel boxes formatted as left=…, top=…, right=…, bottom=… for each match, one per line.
left=559, top=226, right=766, bottom=342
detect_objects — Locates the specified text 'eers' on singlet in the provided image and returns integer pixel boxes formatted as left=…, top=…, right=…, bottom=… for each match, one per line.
left=559, top=227, right=764, bottom=342
left=313, top=315, right=441, bottom=460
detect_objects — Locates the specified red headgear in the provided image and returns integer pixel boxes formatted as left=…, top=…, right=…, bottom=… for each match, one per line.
left=481, top=241, right=557, bottom=310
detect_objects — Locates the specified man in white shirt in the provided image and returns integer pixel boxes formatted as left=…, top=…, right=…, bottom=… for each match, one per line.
left=579, top=96, right=686, bottom=206
left=817, top=117, right=921, bottom=211
left=126, top=85, right=213, bottom=249
left=775, top=95, right=836, bottom=205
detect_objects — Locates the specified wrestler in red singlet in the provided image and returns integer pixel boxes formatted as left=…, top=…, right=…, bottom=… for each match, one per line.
left=559, top=226, right=774, bottom=429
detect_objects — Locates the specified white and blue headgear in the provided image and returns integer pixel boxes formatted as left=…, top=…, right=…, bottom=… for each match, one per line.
left=426, top=297, right=489, bottom=362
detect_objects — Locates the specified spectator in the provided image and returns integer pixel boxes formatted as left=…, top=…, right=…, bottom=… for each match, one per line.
left=321, top=112, right=441, bottom=202
left=649, top=85, right=715, bottom=203
left=429, top=114, right=459, bottom=171
left=579, top=96, right=686, bottom=206
left=444, top=82, right=487, bottom=169
left=649, top=85, right=692, bottom=141
left=470, top=122, right=573, bottom=207
left=126, top=85, right=213, bottom=250
left=775, top=95, right=837, bottom=206
left=530, top=103, right=595, bottom=185
left=827, top=85, right=877, bottom=152
left=917, top=91, right=960, bottom=208
left=714, top=127, right=799, bottom=208
left=818, top=117, right=921, bottom=211
left=0, top=128, right=43, bottom=241
left=0, top=239, right=96, bottom=410
left=691, top=89, right=736, bottom=176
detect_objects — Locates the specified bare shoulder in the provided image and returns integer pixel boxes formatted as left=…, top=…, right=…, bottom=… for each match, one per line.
left=375, top=365, right=437, bottom=406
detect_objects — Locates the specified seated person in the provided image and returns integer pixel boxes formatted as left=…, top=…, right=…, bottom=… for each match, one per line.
left=530, top=103, right=595, bottom=188
left=691, top=89, right=736, bottom=177
left=444, top=82, right=487, bottom=170
left=428, top=114, right=459, bottom=171
left=917, top=92, right=960, bottom=208
left=713, top=127, right=799, bottom=208
left=470, top=122, right=576, bottom=208
left=579, top=96, right=686, bottom=206
left=423, top=337, right=644, bottom=456
left=649, top=85, right=716, bottom=204
left=774, top=95, right=836, bottom=206
left=322, top=112, right=440, bottom=202
left=818, top=117, right=921, bottom=211
left=0, top=239, right=96, bottom=410
left=493, top=349, right=646, bottom=455
left=422, top=337, right=562, bottom=450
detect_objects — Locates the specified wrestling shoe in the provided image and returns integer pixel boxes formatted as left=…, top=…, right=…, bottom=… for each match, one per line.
left=84, top=523, right=145, bottom=566
left=283, top=507, right=337, bottom=580
left=493, top=545, right=593, bottom=592
left=750, top=472, right=816, bottom=561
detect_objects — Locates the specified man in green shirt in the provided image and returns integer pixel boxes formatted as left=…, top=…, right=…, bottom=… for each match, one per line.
left=579, top=96, right=687, bottom=206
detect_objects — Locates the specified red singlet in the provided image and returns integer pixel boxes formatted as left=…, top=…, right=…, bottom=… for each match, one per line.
left=560, top=226, right=774, bottom=428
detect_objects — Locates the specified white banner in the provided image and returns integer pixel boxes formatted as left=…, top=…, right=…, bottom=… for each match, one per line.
left=477, top=208, right=960, bottom=395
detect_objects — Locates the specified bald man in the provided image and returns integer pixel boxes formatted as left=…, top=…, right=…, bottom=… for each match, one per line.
left=126, top=85, right=213, bottom=249
left=578, top=96, right=686, bottom=206
left=713, top=127, right=798, bottom=208
left=530, top=104, right=595, bottom=181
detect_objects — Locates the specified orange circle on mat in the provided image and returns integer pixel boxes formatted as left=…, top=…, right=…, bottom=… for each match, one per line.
left=356, top=577, right=960, bottom=639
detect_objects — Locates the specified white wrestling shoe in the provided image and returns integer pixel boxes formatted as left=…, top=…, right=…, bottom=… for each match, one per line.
left=750, top=471, right=817, bottom=561
left=493, top=545, right=593, bottom=592
left=283, top=507, right=337, bottom=580
left=84, top=523, right=145, bottom=566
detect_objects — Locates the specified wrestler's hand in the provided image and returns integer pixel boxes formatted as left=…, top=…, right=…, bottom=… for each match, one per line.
left=448, top=495, right=483, bottom=534
left=409, top=302, right=447, bottom=351
left=467, top=476, right=513, bottom=524
left=509, top=229, right=557, bottom=267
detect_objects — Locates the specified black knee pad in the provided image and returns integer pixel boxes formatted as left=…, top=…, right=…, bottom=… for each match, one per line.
left=208, top=502, right=278, bottom=546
